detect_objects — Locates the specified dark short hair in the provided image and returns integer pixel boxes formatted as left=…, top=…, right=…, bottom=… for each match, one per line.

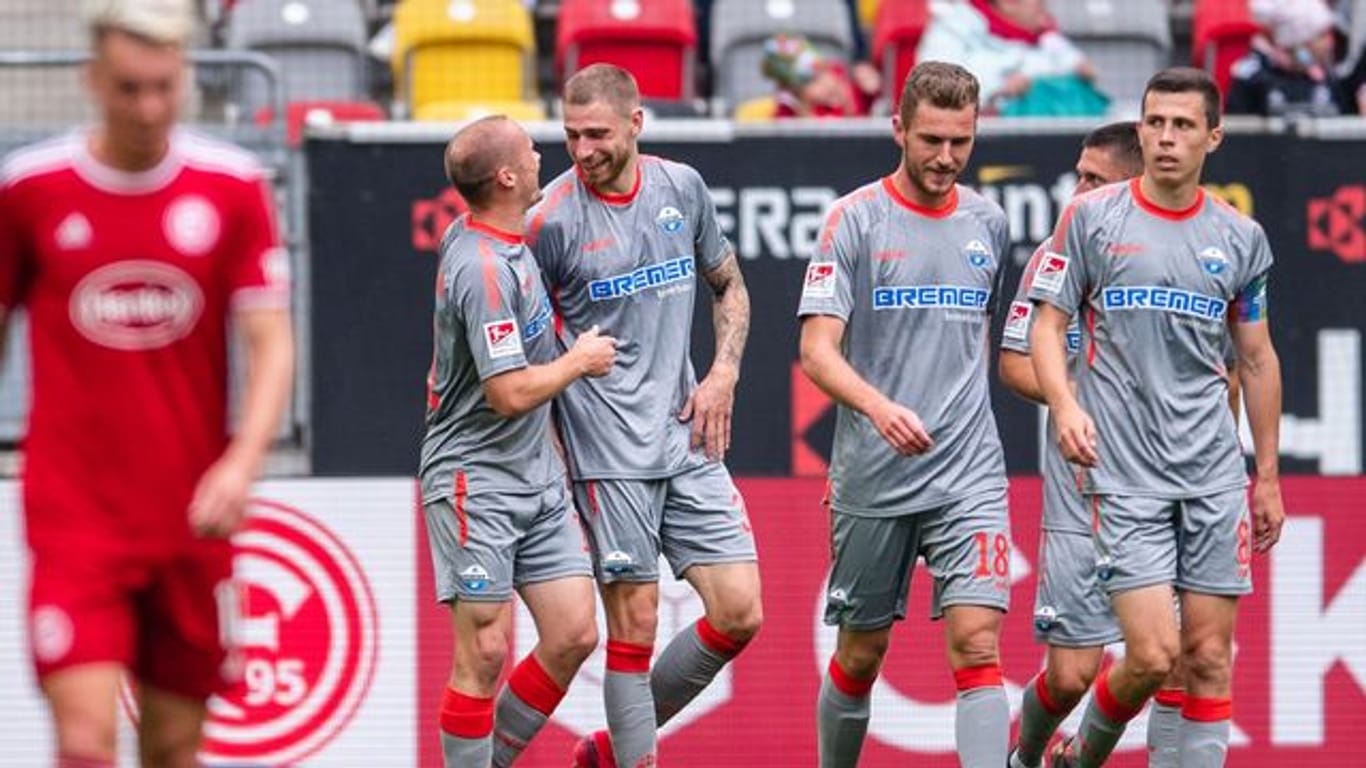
left=444, top=115, right=512, bottom=208
left=564, top=63, right=640, bottom=116
left=899, top=61, right=980, bottom=123
left=1082, top=120, right=1143, bottom=176
left=1142, top=67, right=1222, bottom=129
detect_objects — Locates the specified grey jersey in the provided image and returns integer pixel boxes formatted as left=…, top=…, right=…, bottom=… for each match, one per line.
left=1028, top=179, right=1272, bottom=498
left=1003, top=242, right=1088, bottom=531
left=528, top=156, right=733, bottom=480
left=419, top=217, right=562, bottom=503
left=798, top=178, right=1010, bottom=516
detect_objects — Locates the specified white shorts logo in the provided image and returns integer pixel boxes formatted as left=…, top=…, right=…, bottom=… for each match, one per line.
left=1033, top=253, right=1070, bottom=294
left=483, top=319, right=523, bottom=359
left=30, top=605, right=74, bottom=664
left=1003, top=301, right=1033, bottom=342
left=803, top=263, right=838, bottom=300
left=164, top=196, right=221, bottom=256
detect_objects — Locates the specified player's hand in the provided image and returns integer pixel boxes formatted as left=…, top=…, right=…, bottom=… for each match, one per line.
left=679, top=365, right=737, bottom=461
left=1251, top=476, right=1285, bottom=553
left=1054, top=402, right=1099, bottom=467
left=868, top=398, right=933, bottom=456
left=571, top=325, right=617, bottom=378
left=189, top=454, right=255, bottom=538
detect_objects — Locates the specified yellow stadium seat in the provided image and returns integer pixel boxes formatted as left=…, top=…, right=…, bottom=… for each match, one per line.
left=413, top=99, right=548, bottom=122
left=392, top=0, right=538, bottom=118
left=858, top=0, right=881, bottom=31
left=733, top=96, right=776, bottom=122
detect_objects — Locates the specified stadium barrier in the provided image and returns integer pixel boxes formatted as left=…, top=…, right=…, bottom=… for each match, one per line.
left=305, top=119, right=1365, bottom=479
left=0, top=477, right=1361, bottom=766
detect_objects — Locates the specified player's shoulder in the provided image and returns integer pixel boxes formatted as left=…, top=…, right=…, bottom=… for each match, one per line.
left=1061, top=178, right=1131, bottom=227
left=955, top=184, right=1007, bottom=225
left=1204, top=190, right=1263, bottom=237
left=641, top=154, right=703, bottom=187
left=1, top=132, right=80, bottom=190
left=174, top=129, right=268, bottom=184
left=832, top=178, right=884, bottom=218
left=526, top=168, right=580, bottom=247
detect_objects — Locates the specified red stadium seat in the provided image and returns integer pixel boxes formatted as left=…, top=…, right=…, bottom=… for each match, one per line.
left=1192, top=0, right=1263, bottom=98
left=556, top=0, right=697, bottom=100
left=871, top=0, right=929, bottom=109
left=255, top=100, right=386, bottom=147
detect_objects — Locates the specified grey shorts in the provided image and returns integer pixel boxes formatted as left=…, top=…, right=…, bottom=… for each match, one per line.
left=423, top=480, right=593, bottom=603
left=824, top=489, right=1012, bottom=631
left=1091, top=489, right=1253, bottom=598
left=1032, top=529, right=1122, bottom=647
left=573, top=462, right=758, bottom=583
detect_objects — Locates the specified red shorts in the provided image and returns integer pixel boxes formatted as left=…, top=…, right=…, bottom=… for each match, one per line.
left=27, top=538, right=238, bottom=700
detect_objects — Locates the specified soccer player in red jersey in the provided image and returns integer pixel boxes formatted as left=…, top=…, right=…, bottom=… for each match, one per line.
left=0, top=1, right=294, bottom=765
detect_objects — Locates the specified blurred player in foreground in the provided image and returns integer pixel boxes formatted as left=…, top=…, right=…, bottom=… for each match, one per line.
left=0, top=0, right=293, bottom=764
left=528, top=64, right=762, bottom=768
left=419, top=115, right=617, bottom=767
left=798, top=61, right=1013, bottom=768
left=1029, top=67, right=1283, bottom=768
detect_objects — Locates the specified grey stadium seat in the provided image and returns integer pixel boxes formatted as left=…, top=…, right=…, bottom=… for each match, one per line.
left=225, top=0, right=370, bottom=117
left=710, top=0, right=854, bottom=114
left=1049, top=0, right=1173, bottom=108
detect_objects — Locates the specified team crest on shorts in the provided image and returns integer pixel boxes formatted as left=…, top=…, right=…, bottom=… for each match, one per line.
left=460, top=565, right=491, bottom=592
left=163, top=195, right=221, bottom=256
left=803, top=263, right=837, bottom=299
left=656, top=206, right=686, bottom=234
left=963, top=239, right=994, bottom=269
left=602, top=550, right=636, bottom=574
left=30, top=605, right=74, bottom=664
left=483, top=319, right=523, bottom=359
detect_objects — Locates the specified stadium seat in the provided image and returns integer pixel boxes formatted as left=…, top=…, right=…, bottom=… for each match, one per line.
left=254, top=100, right=387, bottom=146
left=391, top=0, right=540, bottom=119
left=557, top=0, right=697, bottom=100
left=412, top=98, right=548, bottom=122
left=733, top=95, right=778, bottom=121
left=225, top=0, right=372, bottom=116
left=1192, top=0, right=1261, bottom=98
left=1049, top=0, right=1173, bottom=108
left=710, top=0, right=854, bottom=115
left=871, top=0, right=929, bottom=107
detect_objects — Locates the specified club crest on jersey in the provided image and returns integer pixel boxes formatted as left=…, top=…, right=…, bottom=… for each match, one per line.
left=1198, top=246, right=1231, bottom=275
left=963, top=239, right=994, bottom=269
left=803, top=263, right=837, bottom=299
left=1033, top=252, right=1069, bottom=294
left=1003, top=301, right=1032, bottom=341
left=483, top=319, right=523, bottom=359
left=163, top=195, right=221, bottom=256
left=55, top=212, right=92, bottom=250
left=656, top=205, right=685, bottom=234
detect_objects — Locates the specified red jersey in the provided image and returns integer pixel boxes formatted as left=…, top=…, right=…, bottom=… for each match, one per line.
left=0, top=129, right=289, bottom=554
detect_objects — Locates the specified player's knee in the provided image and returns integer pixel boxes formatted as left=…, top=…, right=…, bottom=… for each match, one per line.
left=465, top=626, right=512, bottom=683
left=1126, top=637, right=1179, bottom=686
left=53, top=711, right=117, bottom=762
left=836, top=635, right=890, bottom=680
left=1182, top=635, right=1233, bottom=688
left=707, top=597, right=763, bottom=644
left=139, top=730, right=201, bottom=768
left=1046, top=663, right=1096, bottom=707
left=549, top=619, right=600, bottom=669
left=947, top=626, right=1000, bottom=669
left=607, top=593, right=659, bottom=644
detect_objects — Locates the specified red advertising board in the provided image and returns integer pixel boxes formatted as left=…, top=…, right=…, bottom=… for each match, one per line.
left=418, top=476, right=1366, bottom=767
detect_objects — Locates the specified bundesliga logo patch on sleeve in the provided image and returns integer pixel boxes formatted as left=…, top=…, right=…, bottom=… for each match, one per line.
left=1003, top=301, right=1032, bottom=341
left=1033, top=253, right=1070, bottom=294
left=803, top=262, right=838, bottom=299
left=483, top=319, right=523, bottom=359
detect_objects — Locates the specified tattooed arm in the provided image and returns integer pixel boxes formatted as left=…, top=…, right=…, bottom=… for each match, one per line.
left=679, top=252, right=750, bottom=460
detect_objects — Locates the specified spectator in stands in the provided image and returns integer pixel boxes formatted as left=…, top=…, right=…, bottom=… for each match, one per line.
left=760, top=33, right=880, bottom=118
left=1227, top=0, right=1366, bottom=116
left=915, top=0, right=1108, bottom=116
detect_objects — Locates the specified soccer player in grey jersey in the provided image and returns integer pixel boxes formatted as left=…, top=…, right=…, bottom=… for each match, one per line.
left=419, top=116, right=618, bottom=768
left=1029, top=68, right=1285, bottom=768
left=1001, top=122, right=1229, bottom=768
left=798, top=62, right=1012, bottom=768
left=527, top=65, right=762, bottom=768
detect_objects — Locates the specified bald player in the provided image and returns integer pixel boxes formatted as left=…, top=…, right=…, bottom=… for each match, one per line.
left=799, top=61, right=1012, bottom=768
left=1002, top=122, right=1209, bottom=768
left=1030, top=68, right=1284, bottom=768
left=419, top=115, right=617, bottom=768
left=528, top=64, right=762, bottom=768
